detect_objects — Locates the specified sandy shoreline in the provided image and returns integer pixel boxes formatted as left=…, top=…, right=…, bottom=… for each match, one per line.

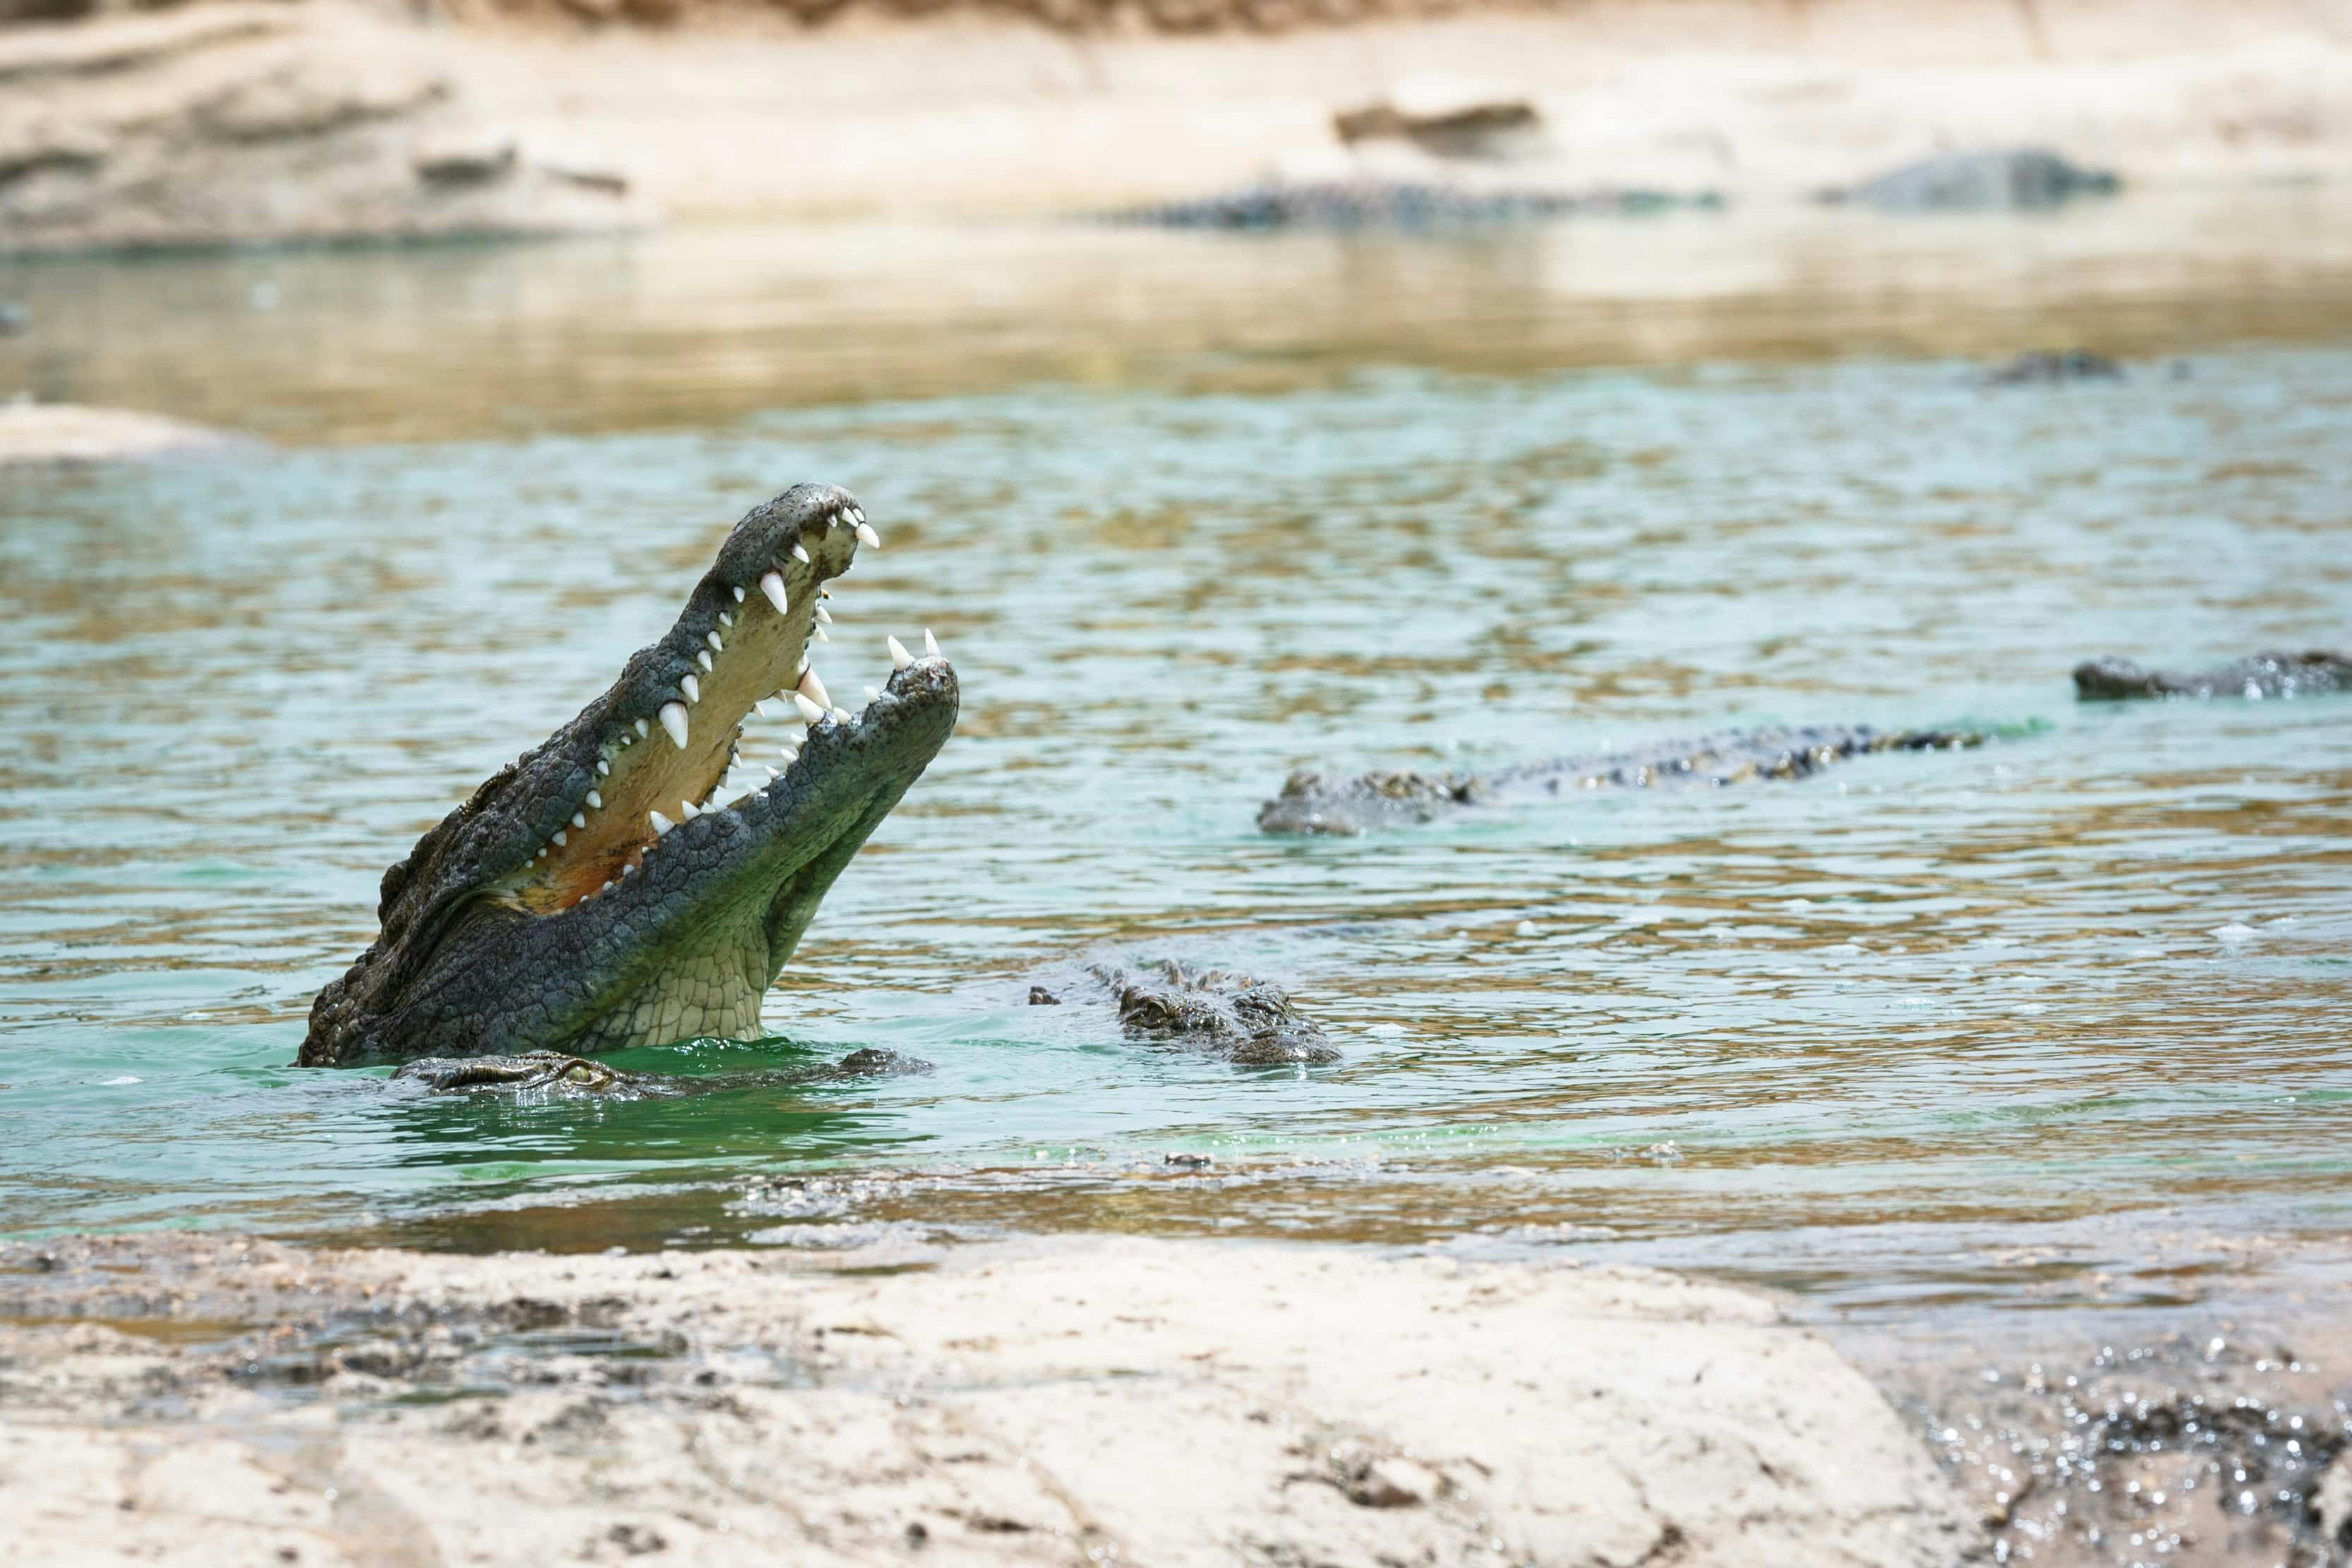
left=5, top=0, right=2352, bottom=252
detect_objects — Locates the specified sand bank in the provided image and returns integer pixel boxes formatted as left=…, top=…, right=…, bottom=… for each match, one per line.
left=4, top=0, right=2351, bottom=252
left=0, top=399, right=246, bottom=464
left=0, top=1231, right=1970, bottom=1564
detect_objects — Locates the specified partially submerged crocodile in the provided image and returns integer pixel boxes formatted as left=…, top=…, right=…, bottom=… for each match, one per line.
left=1258, top=725, right=1983, bottom=836
left=302, top=486, right=958, bottom=1068
left=2073, top=651, right=2352, bottom=701
left=1087, top=961, right=1339, bottom=1066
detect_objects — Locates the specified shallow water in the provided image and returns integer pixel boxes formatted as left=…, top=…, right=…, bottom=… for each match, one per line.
left=3, top=197, right=2349, bottom=1323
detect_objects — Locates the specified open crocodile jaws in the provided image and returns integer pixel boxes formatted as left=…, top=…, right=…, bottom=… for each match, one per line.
left=301, top=485, right=958, bottom=1066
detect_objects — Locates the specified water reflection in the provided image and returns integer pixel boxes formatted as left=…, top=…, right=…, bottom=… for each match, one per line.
left=7, top=191, right=2352, bottom=444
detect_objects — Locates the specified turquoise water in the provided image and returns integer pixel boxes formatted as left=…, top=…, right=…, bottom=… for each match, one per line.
left=3, top=212, right=2349, bottom=1316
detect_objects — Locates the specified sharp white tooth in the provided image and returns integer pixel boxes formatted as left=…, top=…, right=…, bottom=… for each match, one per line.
left=795, top=653, right=809, bottom=676
left=682, top=675, right=701, bottom=704
left=764, top=765, right=779, bottom=781
left=864, top=685, right=879, bottom=701
left=778, top=744, right=798, bottom=761
left=658, top=702, right=690, bottom=747
left=792, top=692, right=826, bottom=724
left=798, top=668, right=831, bottom=708
left=854, top=522, right=880, bottom=549
left=707, top=631, right=725, bottom=653
left=791, top=543, right=812, bottom=565
left=759, top=571, right=789, bottom=615
left=649, top=810, right=674, bottom=837
left=553, top=830, right=567, bottom=847
left=586, top=790, right=602, bottom=809
left=816, top=605, right=833, bottom=625
left=571, top=812, right=586, bottom=828
left=829, top=706, right=852, bottom=725
left=814, top=626, right=829, bottom=643
left=731, top=586, right=746, bottom=603
left=634, top=718, right=651, bottom=740
left=848, top=505, right=864, bottom=524
left=693, top=652, right=711, bottom=674
left=536, top=846, right=548, bottom=858
left=596, top=759, right=610, bottom=776
left=754, top=701, right=773, bottom=719
left=924, top=628, right=941, bottom=659
left=680, top=800, right=700, bottom=819
left=622, top=862, right=637, bottom=876
left=601, top=880, right=613, bottom=893
left=718, top=611, right=735, bottom=628
left=888, top=636, right=913, bottom=670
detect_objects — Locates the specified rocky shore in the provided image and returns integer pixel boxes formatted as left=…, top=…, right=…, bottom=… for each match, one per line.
left=0, top=1231, right=1969, bottom=1564
left=7, top=1230, right=2348, bottom=1564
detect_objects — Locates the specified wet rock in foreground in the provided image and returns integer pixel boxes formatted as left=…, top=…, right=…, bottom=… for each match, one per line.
left=0, top=1231, right=1970, bottom=1564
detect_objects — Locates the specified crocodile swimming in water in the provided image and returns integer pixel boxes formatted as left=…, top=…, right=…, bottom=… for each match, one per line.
left=2073, top=650, right=2352, bottom=701
left=301, top=485, right=958, bottom=1069
left=1257, top=725, right=1984, bottom=836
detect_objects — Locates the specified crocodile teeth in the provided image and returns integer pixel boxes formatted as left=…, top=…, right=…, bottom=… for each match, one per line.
left=813, top=626, right=829, bottom=643
left=571, top=812, right=587, bottom=829
left=680, top=799, right=701, bottom=819
left=586, top=790, right=602, bottom=809
left=649, top=810, right=674, bottom=837
left=848, top=505, right=864, bottom=524
left=658, top=702, right=690, bottom=748
left=759, top=571, right=789, bottom=615
left=596, top=759, right=610, bottom=776
left=687, top=675, right=706, bottom=705
left=829, top=706, right=852, bottom=725
left=707, top=631, right=724, bottom=651
left=553, top=830, right=567, bottom=847
left=753, top=701, right=773, bottom=719
left=764, top=765, right=779, bottom=781
left=634, top=718, right=651, bottom=740
left=536, top=846, right=548, bottom=858
left=888, top=635, right=914, bottom=670
left=863, top=685, right=879, bottom=701
left=779, top=743, right=799, bottom=761
left=696, top=650, right=714, bottom=673
left=731, top=586, right=746, bottom=604
left=924, top=628, right=941, bottom=659
left=854, top=522, right=881, bottom=549
left=718, top=612, right=734, bottom=628
left=798, top=668, right=831, bottom=708
left=815, top=605, right=833, bottom=625
left=791, top=543, right=812, bottom=565
left=791, top=692, right=826, bottom=724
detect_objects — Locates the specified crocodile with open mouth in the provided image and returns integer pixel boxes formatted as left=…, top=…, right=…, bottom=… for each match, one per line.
left=300, top=485, right=958, bottom=1068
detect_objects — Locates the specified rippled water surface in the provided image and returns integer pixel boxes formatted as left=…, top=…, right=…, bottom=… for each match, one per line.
left=4, top=198, right=2348, bottom=1320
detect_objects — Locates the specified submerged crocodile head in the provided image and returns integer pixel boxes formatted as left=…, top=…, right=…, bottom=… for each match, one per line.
left=301, top=486, right=958, bottom=1066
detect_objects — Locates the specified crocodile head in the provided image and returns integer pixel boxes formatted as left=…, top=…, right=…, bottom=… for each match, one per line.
left=300, top=485, right=958, bottom=1065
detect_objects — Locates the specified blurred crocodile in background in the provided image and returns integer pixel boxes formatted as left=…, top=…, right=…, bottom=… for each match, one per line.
left=1258, top=725, right=1984, bottom=836
left=2073, top=650, right=2352, bottom=701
